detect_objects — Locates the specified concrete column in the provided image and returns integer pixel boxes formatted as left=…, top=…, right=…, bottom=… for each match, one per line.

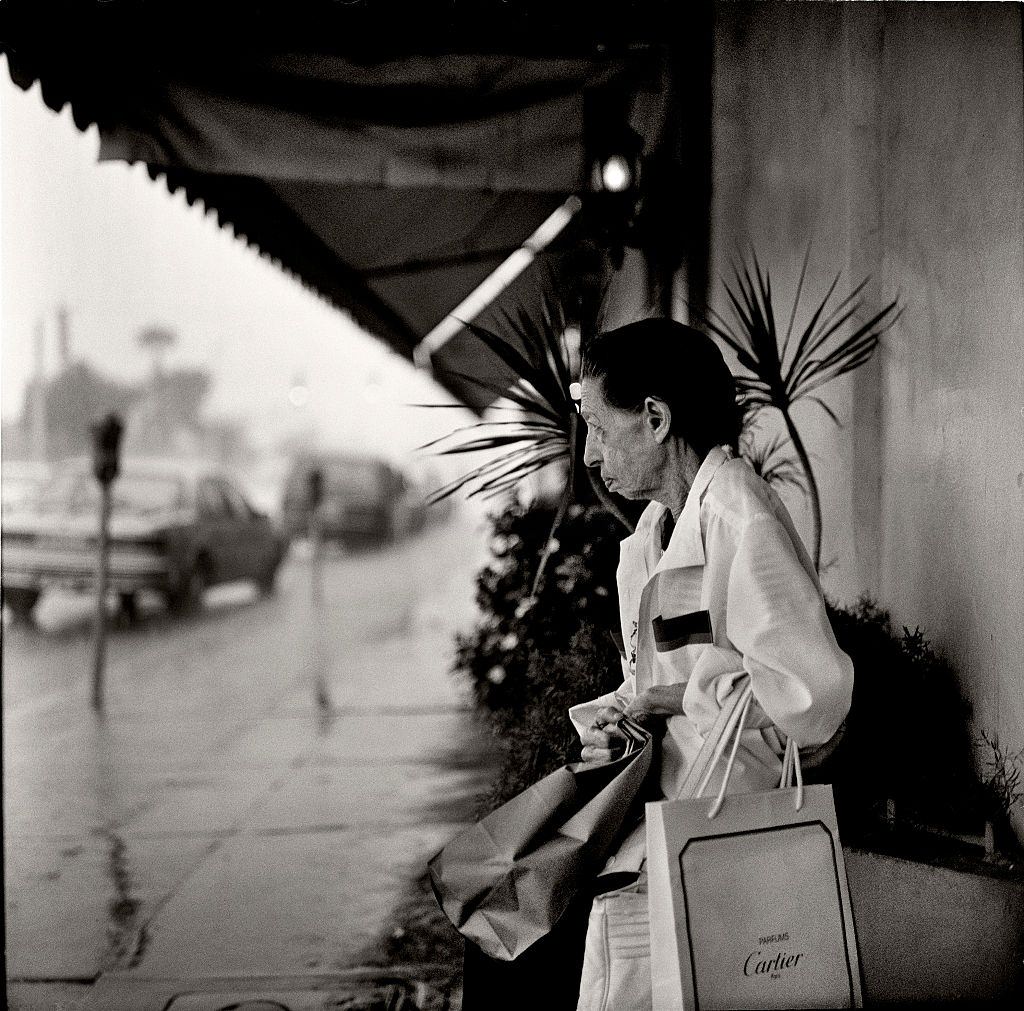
left=843, top=4, right=887, bottom=600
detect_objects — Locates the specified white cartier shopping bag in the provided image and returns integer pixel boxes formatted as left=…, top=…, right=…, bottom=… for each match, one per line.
left=646, top=685, right=863, bottom=1010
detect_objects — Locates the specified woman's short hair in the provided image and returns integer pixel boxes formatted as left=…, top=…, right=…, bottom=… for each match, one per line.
left=581, top=318, right=742, bottom=457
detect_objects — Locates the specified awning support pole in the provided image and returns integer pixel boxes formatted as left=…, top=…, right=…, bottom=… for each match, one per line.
left=413, top=195, right=582, bottom=371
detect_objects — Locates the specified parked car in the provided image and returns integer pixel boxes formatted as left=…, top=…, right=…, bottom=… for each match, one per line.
left=1, top=458, right=288, bottom=622
left=280, top=453, right=428, bottom=546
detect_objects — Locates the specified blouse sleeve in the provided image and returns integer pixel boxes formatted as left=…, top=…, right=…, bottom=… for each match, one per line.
left=723, top=513, right=853, bottom=746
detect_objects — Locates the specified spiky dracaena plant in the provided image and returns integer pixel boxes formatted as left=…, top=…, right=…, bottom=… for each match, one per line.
left=419, top=293, right=632, bottom=598
left=740, top=428, right=806, bottom=496
left=694, top=250, right=903, bottom=571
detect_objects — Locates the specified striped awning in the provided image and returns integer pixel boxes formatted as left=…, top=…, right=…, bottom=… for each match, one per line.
left=1, top=1, right=677, bottom=409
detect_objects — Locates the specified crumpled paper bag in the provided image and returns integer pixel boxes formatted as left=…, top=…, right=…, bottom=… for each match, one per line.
left=428, top=718, right=653, bottom=961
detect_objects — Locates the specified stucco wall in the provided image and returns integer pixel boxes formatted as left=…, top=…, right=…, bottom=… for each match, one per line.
left=711, top=2, right=861, bottom=593
left=709, top=2, right=1024, bottom=831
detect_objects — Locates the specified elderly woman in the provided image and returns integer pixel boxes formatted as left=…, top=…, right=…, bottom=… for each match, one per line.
left=571, top=318, right=853, bottom=1011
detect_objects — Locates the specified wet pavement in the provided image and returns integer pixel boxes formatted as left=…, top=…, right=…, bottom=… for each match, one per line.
left=3, top=512, right=497, bottom=1010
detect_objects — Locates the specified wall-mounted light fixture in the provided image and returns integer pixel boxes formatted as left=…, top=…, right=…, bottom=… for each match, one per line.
left=592, top=152, right=636, bottom=194
left=585, top=100, right=644, bottom=266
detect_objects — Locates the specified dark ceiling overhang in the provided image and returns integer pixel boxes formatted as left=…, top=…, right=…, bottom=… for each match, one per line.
left=0, top=1, right=682, bottom=411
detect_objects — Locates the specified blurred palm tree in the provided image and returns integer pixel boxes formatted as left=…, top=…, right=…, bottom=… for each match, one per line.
left=421, top=248, right=901, bottom=585
left=740, top=428, right=806, bottom=496
left=419, top=287, right=631, bottom=598
left=693, top=248, right=902, bottom=571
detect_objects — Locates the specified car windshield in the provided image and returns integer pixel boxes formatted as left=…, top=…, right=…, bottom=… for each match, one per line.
left=284, top=459, right=384, bottom=502
left=38, top=471, right=187, bottom=515
left=326, top=461, right=382, bottom=496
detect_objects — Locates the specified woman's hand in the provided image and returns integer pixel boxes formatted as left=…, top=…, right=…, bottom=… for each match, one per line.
left=580, top=705, right=628, bottom=763
left=623, top=684, right=687, bottom=723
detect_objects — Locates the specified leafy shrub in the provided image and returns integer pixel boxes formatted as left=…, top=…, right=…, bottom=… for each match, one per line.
left=454, top=501, right=623, bottom=715
left=452, top=501, right=625, bottom=811
left=824, top=597, right=990, bottom=840
left=477, top=627, right=626, bottom=813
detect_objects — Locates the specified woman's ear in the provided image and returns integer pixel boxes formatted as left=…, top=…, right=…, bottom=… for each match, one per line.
left=644, top=396, right=673, bottom=444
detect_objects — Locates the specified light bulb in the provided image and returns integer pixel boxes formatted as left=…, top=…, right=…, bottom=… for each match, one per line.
left=601, top=155, right=632, bottom=193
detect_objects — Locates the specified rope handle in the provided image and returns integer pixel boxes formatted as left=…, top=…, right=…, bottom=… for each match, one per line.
left=696, top=684, right=804, bottom=819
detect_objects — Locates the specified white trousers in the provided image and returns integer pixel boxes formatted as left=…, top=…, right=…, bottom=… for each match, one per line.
left=576, top=872, right=651, bottom=1011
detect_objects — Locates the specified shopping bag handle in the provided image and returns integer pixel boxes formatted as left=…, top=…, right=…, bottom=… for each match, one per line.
left=779, top=735, right=804, bottom=795
left=696, top=684, right=804, bottom=819
left=694, top=684, right=754, bottom=802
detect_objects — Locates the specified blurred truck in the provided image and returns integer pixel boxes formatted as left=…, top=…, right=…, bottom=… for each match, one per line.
left=280, top=453, right=429, bottom=547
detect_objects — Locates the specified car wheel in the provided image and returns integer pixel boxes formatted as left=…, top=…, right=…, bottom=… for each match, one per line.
left=3, top=587, right=40, bottom=624
left=167, top=560, right=208, bottom=615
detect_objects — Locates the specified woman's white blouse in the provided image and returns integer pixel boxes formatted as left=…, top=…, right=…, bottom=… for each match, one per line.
left=568, top=446, right=854, bottom=871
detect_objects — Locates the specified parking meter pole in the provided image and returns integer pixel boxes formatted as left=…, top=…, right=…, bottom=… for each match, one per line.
left=307, top=468, right=325, bottom=605
left=91, top=484, right=112, bottom=710
left=310, top=509, right=324, bottom=604
left=89, top=413, right=123, bottom=712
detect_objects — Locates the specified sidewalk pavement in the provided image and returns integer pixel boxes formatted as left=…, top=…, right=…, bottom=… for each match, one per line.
left=5, top=517, right=499, bottom=1010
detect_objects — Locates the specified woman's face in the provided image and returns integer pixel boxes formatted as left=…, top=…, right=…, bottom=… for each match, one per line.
left=579, top=377, right=662, bottom=501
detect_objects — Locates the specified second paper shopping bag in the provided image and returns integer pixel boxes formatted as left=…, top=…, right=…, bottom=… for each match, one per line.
left=646, top=686, right=862, bottom=1010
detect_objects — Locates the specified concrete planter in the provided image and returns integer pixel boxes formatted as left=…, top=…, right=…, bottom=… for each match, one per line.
left=844, top=846, right=1024, bottom=1003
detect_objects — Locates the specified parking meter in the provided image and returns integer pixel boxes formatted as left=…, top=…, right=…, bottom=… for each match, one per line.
left=88, top=412, right=122, bottom=709
left=306, top=467, right=326, bottom=602
left=90, top=413, right=124, bottom=486
left=308, top=467, right=325, bottom=510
